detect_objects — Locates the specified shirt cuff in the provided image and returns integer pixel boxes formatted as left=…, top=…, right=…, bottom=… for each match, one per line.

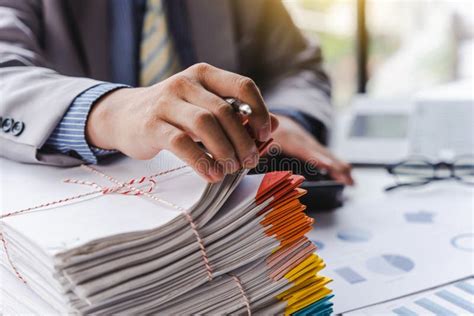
left=44, top=83, right=128, bottom=164
left=271, top=108, right=329, bottom=145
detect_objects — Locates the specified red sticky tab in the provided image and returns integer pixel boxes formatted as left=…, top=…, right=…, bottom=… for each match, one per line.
left=272, top=175, right=305, bottom=201
left=256, top=171, right=292, bottom=201
left=258, top=174, right=305, bottom=204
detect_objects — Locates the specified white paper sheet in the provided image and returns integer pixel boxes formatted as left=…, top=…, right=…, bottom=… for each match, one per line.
left=0, top=265, right=59, bottom=315
left=307, top=183, right=474, bottom=314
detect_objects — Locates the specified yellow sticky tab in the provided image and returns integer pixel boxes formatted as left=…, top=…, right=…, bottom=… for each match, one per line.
left=275, top=240, right=333, bottom=315
left=287, top=261, right=319, bottom=282
left=284, top=254, right=320, bottom=281
left=277, top=276, right=320, bottom=301
left=287, top=277, right=332, bottom=305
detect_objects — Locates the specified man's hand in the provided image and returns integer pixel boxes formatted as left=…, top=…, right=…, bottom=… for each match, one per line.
left=272, top=115, right=354, bottom=185
left=86, top=63, right=278, bottom=183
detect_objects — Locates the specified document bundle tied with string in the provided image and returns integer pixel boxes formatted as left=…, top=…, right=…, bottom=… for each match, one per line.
left=0, top=147, right=333, bottom=315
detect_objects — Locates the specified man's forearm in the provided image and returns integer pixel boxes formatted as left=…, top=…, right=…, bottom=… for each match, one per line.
left=270, top=108, right=328, bottom=145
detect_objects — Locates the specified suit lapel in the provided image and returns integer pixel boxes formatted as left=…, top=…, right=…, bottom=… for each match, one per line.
left=185, top=0, right=238, bottom=72
left=65, top=0, right=110, bottom=80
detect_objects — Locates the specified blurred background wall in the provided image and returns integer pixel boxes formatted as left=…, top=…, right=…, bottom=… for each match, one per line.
left=283, top=0, right=474, bottom=107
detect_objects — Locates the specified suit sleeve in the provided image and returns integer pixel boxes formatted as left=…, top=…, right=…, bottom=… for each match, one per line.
left=235, top=0, right=333, bottom=142
left=0, top=1, right=106, bottom=166
left=44, top=83, right=126, bottom=164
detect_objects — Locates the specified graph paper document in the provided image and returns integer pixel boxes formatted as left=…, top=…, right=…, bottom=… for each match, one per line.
left=307, top=183, right=474, bottom=314
left=345, top=278, right=474, bottom=315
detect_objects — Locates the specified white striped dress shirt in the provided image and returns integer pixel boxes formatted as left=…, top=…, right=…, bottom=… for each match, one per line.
left=44, top=83, right=126, bottom=163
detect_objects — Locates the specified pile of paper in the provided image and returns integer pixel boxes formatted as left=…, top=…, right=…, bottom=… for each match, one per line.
left=0, top=151, right=333, bottom=315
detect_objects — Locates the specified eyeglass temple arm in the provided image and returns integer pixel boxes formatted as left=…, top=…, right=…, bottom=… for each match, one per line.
left=384, top=181, right=430, bottom=192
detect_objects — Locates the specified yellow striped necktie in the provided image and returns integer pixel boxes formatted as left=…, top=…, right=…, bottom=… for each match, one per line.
left=139, top=0, right=180, bottom=87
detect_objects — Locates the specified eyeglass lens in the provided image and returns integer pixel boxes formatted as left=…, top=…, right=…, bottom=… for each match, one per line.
left=392, top=160, right=434, bottom=184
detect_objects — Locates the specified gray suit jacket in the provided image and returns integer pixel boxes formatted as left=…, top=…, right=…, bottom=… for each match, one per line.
left=0, top=0, right=332, bottom=166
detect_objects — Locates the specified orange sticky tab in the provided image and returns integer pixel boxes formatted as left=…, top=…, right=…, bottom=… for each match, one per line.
left=267, top=215, right=308, bottom=237
left=266, top=212, right=306, bottom=235
left=263, top=190, right=298, bottom=213
left=260, top=187, right=308, bottom=216
left=261, top=200, right=303, bottom=225
left=276, top=220, right=314, bottom=246
left=280, top=225, right=314, bottom=247
left=270, top=188, right=307, bottom=208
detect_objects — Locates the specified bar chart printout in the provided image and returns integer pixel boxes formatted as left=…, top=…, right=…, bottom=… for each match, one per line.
left=334, top=267, right=367, bottom=284
left=344, top=278, right=474, bottom=315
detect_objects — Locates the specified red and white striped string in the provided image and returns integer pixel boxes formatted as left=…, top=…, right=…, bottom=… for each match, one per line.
left=0, top=164, right=214, bottom=283
left=229, top=273, right=252, bottom=315
left=0, top=232, right=27, bottom=284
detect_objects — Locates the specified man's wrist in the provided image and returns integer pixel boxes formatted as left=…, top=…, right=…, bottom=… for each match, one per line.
left=86, top=87, right=129, bottom=151
left=271, top=108, right=328, bottom=145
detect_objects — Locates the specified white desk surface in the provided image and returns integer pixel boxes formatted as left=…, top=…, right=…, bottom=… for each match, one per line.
left=308, top=166, right=474, bottom=314
left=338, top=167, right=394, bottom=202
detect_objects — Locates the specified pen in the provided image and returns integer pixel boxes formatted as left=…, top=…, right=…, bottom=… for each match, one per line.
left=225, top=96, right=271, bottom=158
left=224, top=97, right=252, bottom=116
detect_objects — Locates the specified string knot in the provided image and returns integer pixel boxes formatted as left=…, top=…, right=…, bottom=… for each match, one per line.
left=63, top=177, right=157, bottom=196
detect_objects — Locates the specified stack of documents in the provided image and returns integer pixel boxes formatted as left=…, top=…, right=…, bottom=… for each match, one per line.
left=0, top=151, right=333, bottom=315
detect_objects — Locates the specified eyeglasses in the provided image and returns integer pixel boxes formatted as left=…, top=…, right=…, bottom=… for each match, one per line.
left=385, top=155, right=474, bottom=191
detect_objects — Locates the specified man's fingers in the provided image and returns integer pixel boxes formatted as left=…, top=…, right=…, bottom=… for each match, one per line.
left=270, top=114, right=279, bottom=133
left=188, top=63, right=272, bottom=142
left=156, top=100, right=240, bottom=173
left=317, top=157, right=354, bottom=186
left=331, top=161, right=355, bottom=185
left=155, top=122, right=224, bottom=182
left=181, top=86, right=260, bottom=168
left=312, top=144, right=354, bottom=185
left=297, top=146, right=354, bottom=186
